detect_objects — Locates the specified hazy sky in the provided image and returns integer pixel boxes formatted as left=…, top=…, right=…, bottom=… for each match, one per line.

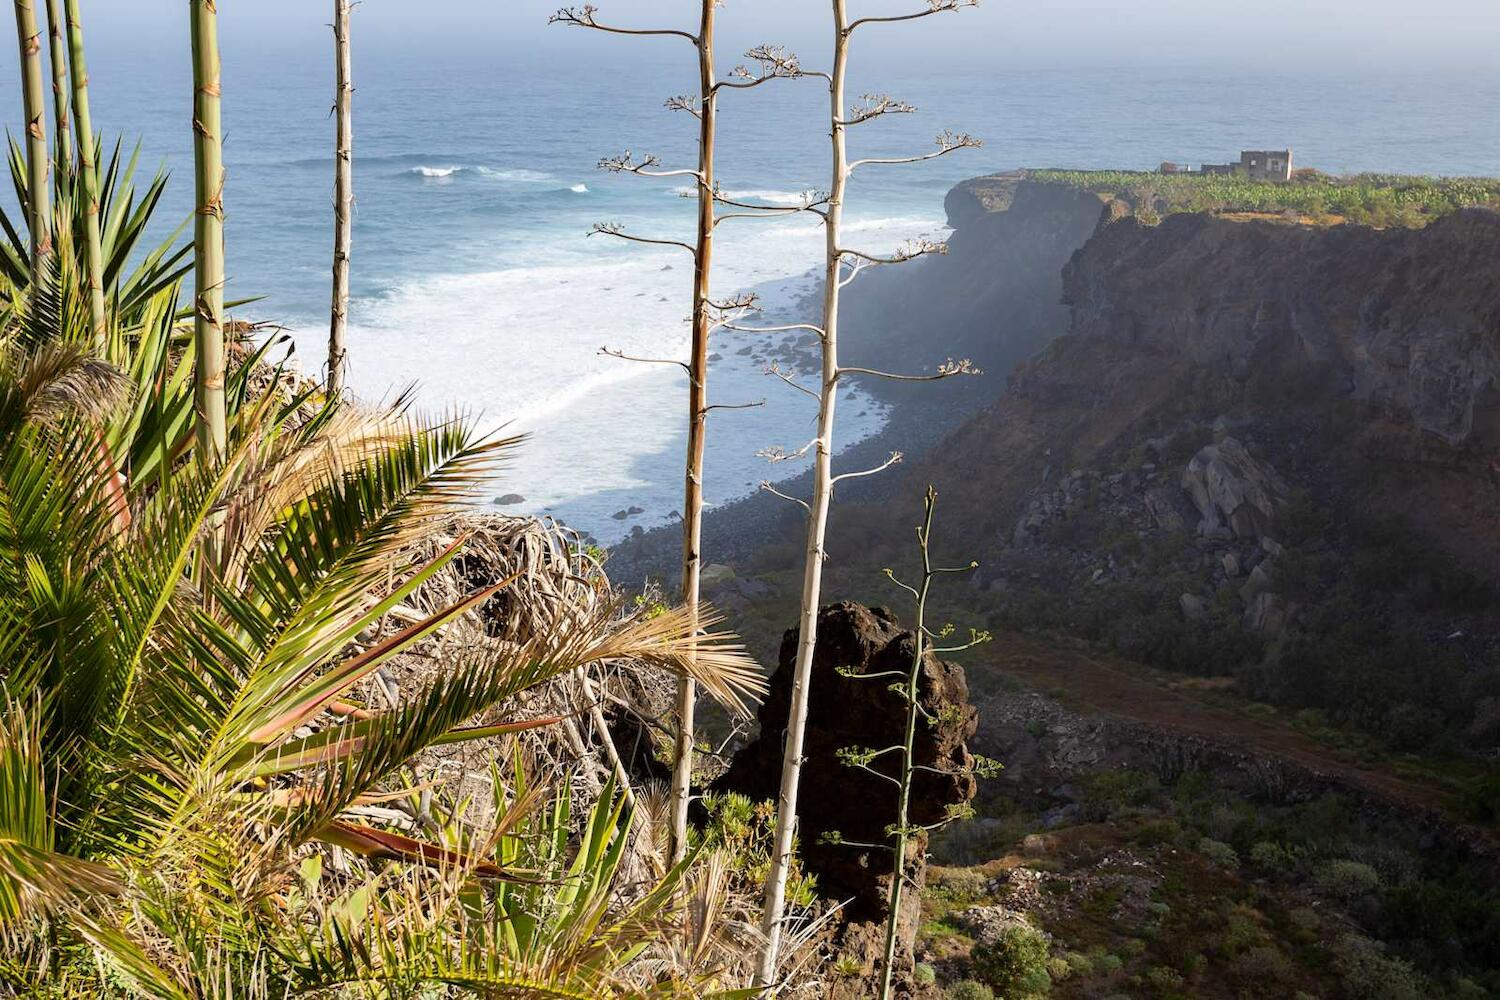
left=76, top=1, right=1500, bottom=72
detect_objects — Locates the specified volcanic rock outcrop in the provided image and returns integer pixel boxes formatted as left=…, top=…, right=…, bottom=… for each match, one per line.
left=717, top=601, right=978, bottom=997
left=1181, top=436, right=1287, bottom=540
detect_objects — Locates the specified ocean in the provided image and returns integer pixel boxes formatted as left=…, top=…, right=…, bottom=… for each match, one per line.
left=31, top=40, right=1500, bottom=542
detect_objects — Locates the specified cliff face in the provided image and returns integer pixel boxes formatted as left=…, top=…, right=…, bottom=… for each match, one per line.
left=842, top=175, right=1107, bottom=401
left=1064, top=209, right=1500, bottom=447
left=838, top=199, right=1500, bottom=751
left=886, top=206, right=1500, bottom=567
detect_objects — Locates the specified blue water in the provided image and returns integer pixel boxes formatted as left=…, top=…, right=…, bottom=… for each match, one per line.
left=9, top=35, right=1500, bottom=540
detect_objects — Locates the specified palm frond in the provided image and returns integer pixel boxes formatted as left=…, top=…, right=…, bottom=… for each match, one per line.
left=0, top=704, right=121, bottom=923
left=577, top=602, right=767, bottom=718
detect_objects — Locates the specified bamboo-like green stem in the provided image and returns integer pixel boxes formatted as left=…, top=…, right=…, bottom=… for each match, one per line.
left=755, top=1, right=849, bottom=987
left=13, top=0, right=52, bottom=286
left=669, top=0, right=717, bottom=870
left=877, top=487, right=937, bottom=1000
left=61, top=0, right=103, bottom=349
left=189, top=0, right=226, bottom=473
left=327, top=0, right=352, bottom=396
left=41, top=0, right=68, bottom=187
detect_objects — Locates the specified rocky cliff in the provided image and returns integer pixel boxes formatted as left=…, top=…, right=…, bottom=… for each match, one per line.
left=841, top=199, right=1500, bottom=751
left=607, top=174, right=1108, bottom=583
left=1065, top=209, right=1500, bottom=447
left=883, top=205, right=1500, bottom=550
left=840, top=174, right=1107, bottom=407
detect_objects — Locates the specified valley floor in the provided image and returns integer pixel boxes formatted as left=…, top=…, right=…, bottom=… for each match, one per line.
left=916, top=633, right=1500, bottom=999
left=978, top=634, right=1464, bottom=820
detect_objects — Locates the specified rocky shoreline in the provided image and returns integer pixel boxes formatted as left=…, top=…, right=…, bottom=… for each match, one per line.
left=603, top=344, right=980, bottom=588
left=606, top=174, right=1105, bottom=586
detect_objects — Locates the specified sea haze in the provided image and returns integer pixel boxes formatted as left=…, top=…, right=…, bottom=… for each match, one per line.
left=35, top=47, right=1500, bottom=542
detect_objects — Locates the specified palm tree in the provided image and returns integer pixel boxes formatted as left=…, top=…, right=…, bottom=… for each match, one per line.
left=188, top=0, right=226, bottom=470
left=328, top=0, right=353, bottom=395
left=11, top=0, right=52, bottom=287
left=0, top=278, right=766, bottom=995
left=62, top=0, right=107, bottom=348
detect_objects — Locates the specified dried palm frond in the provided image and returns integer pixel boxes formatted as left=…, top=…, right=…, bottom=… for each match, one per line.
left=576, top=603, right=763, bottom=719
left=7, top=340, right=127, bottom=428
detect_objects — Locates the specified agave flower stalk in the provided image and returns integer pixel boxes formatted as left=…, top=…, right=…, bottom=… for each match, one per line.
left=42, top=0, right=68, bottom=185
left=12, top=0, right=52, bottom=284
left=61, top=0, right=104, bottom=349
left=553, top=2, right=804, bottom=866
left=755, top=0, right=982, bottom=986
left=328, top=0, right=353, bottom=395
left=869, top=488, right=990, bottom=999
left=551, top=2, right=715, bottom=868
left=189, top=0, right=226, bottom=472
left=671, top=0, right=718, bottom=870
left=753, top=4, right=850, bottom=980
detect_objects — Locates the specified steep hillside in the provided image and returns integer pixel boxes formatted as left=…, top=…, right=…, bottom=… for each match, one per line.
left=840, top=205, right=1500, bottom=754
left=838, top=174, right=1106, bottom=404
left=683, top=178, right=1500, bottom=998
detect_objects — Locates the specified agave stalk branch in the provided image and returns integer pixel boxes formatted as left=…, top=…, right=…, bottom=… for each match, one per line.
left=42, top=0, right=68, bottom=185
left=13, top=0, right=52, bottom=285
left=327, top=0, right=353, bottom=395
left=754, top=2, right=850, bottom=984
left=188, top=1, right=226, bottom=489
left=669, top=0, right=720, bottom=870
left=876, top=488, right=935, bottom=1000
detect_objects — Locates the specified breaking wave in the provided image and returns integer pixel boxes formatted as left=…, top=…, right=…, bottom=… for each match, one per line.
left=407, top=165, right=557, bottom=182
left=669, top=186, right=819, bottom=206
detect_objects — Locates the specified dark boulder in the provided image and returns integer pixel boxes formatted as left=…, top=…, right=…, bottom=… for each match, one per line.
left=716, top=601, right=978, bottom=996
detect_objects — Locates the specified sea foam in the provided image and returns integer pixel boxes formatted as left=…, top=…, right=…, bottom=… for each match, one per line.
left=407, top=165, right=556, bottom=183
left=316, top=192, right=937, bottom=540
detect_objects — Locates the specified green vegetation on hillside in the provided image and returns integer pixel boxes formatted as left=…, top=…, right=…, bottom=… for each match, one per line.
left=1027, top=168, right=1500, bottom=227
left=924, top=766, right=1500, bottom=998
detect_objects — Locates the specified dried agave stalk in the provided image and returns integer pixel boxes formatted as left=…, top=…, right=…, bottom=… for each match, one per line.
left=327, top=0, right=353, bottom=395
left=756, top=0, right=981, bottom=986
left=189, top=0, right=226, bottom=470
left=42, top=0, right=68, bottom=185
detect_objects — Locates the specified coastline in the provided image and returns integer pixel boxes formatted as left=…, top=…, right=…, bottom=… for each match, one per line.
left=530, top=265, right=898, bottom=547
left=602, top=320, right=982, bottom=589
